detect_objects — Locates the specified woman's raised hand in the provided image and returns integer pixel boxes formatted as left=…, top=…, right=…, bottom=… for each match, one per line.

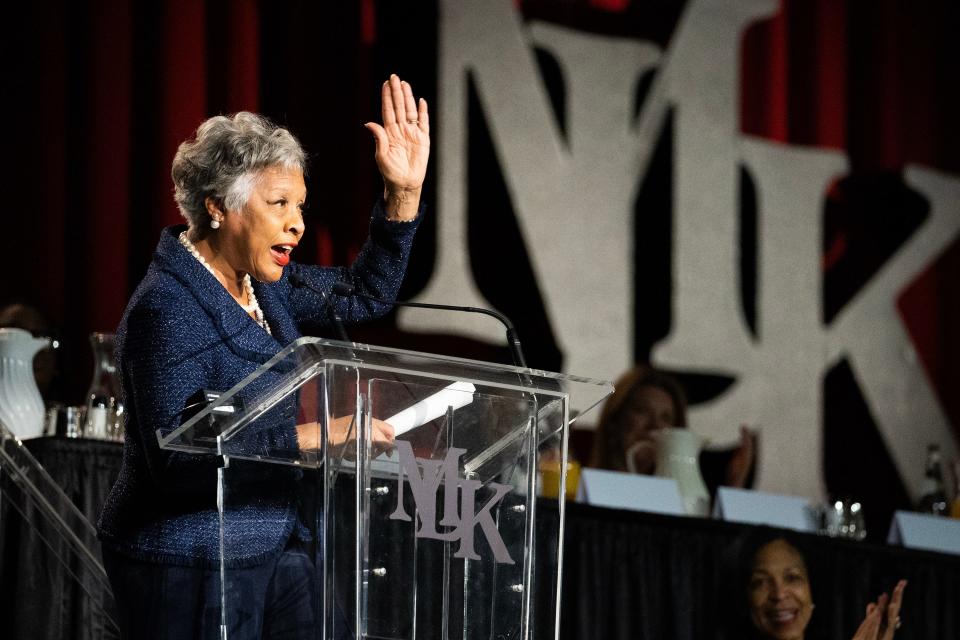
left=365, top=74, right=430, bottom=221
left=851, top=580, right=907, bottom=640
left=725, top=425, right=755, bottom=488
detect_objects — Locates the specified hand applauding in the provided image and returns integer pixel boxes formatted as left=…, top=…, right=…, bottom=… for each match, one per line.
left=851, top=580, right=907, bottom=640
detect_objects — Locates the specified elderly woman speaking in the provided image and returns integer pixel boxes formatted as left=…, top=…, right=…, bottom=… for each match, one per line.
left=97, top=75, right=428, bottom=639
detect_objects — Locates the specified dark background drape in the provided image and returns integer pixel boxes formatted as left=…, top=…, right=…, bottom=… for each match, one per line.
left=0, top=439, right=123, bottom=640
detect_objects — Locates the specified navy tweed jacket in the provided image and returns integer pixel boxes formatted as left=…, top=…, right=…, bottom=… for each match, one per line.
left=97, top=202, right=420, bottom=568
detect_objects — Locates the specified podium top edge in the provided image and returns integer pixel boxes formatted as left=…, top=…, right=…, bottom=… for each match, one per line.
left=292, top=337, right=614, bottom=388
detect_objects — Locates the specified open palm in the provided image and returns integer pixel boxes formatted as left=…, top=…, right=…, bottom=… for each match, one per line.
left=365, top=74, right=430, bottom=194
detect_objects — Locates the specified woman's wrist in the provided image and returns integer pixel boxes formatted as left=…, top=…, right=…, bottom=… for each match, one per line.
left=383, top=186, right=422, bottom=221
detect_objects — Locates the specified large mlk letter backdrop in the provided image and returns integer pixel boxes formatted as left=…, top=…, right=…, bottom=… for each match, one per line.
left=399, top=0, right=959, bottom=504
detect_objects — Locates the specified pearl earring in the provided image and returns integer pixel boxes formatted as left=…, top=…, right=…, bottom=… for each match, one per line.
left=210, top=218, right=221, bottom=229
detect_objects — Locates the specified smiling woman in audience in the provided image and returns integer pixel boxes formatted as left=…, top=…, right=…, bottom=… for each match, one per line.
left=741, top=535, right=906, bottom=640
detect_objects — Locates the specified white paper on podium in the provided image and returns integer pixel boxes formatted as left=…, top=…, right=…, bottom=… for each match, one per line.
left=385, top=381, right=476, bottom=436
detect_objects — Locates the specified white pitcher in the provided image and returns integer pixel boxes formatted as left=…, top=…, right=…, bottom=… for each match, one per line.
left=0, top=327, right=51, bottom=439
left=654, top=427, right=710, bottom=516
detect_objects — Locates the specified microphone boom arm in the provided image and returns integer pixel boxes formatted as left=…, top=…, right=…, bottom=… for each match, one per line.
left=331, top=283, right=529, bottom=369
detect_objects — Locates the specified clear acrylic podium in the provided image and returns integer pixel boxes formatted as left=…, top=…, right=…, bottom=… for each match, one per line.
left=162, top=338, right=612, bottom=640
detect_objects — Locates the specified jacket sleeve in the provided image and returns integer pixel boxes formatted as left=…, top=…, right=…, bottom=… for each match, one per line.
left=281, top=199, right=423, bottom=327
left=121, top=294, right=298, bottom=494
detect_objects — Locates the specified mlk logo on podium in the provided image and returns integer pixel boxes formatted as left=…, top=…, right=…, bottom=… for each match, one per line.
left=389, top=440, right=515, bottom=564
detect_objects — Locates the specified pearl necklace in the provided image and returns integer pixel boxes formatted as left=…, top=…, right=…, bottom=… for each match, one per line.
left=178, top=231, right=272, bottom=335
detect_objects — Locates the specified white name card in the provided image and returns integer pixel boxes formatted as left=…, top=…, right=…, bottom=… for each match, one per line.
left=577, top=468, right=685, bottom=516
left=887, top=511, right=960, bottom=556
left=713, top=487, right=818, bottom=533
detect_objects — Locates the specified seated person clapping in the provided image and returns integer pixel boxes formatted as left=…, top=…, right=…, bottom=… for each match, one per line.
left=729, top=533, right=906, bottom=640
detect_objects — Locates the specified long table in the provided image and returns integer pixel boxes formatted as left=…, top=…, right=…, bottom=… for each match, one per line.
left=2, top=437, right=957, bottom=640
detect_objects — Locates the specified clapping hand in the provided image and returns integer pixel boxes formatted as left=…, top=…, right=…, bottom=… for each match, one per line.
left=365, top=74, right=430, bottom=221
left=851, top=580, right=907, bottom=640
left=725, top=424, right=755, bottom=488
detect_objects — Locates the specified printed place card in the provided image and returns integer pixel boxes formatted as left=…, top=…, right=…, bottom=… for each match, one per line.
left=577, top=468, right=685, bottom=516
left=887, top=511, right=960, bottom=556
left=713, top=486, right=818, bottom=533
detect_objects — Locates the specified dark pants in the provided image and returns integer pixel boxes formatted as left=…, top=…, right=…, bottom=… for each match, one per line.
left=102, top=542, right=321, bottom=640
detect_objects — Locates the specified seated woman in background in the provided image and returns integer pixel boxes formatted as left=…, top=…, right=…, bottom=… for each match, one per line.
left=589, top=365, right=754, bottom=491
left=732, top=533, right=906, bottom=640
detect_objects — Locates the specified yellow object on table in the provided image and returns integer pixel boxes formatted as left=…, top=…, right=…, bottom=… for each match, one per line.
left=540, top=459, right=581, bottom=500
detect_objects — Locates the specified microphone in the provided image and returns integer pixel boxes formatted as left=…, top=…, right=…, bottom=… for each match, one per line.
left=330, top=282, right=529, bottom=370
left=288, top=273, right=351, bottom=342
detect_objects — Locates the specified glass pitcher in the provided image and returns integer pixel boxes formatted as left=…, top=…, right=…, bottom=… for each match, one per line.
left=84, top=332, right=124, bottom=441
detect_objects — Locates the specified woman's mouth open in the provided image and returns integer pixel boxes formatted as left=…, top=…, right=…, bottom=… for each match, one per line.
left=271, top=244, right=295, bottom=266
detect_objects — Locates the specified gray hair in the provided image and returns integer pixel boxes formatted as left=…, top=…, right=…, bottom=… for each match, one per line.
left=171, top=112, right=307, bottom=227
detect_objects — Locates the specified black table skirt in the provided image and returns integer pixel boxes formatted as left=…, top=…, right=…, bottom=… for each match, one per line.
left=556, top=502, right=959, bottom=640
left=0, top=436, right=123, bottom=640
left=2, top=437, right=957, bottom=640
